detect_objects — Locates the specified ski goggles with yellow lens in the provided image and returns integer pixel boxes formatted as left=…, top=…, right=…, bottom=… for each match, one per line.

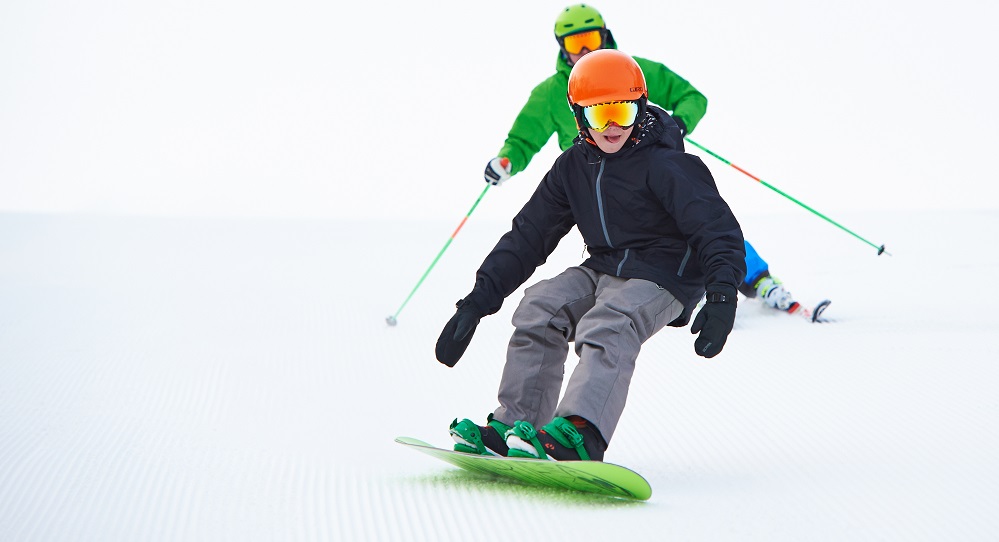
left=559, top=29, right=604, bottom=55
left=582, top=100, right=640, bottom=132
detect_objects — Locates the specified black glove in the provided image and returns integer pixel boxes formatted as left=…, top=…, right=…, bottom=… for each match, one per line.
left=690, top=284, right=738, bottom=358
left=435, top=298, right=485, bottom=367
left=673, top=117, right=688, bottom=138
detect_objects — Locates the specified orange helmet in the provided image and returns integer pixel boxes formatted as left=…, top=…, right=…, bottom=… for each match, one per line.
left=567, top=49, right=648, bottom=134
left=567, top=49, right=646, bottom=107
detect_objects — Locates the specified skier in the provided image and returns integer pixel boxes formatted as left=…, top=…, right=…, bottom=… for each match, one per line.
left=482, top=3, right=796, bottom=312
left=438, top=50, right=747, bottom=461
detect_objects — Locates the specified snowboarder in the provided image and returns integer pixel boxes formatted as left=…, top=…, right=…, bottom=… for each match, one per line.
left=437, top=50, right=747, bottom=461
left=482, top=3, right=797, bottom=312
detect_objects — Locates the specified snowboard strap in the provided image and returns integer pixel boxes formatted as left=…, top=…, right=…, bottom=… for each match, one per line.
left=511, top=421, right=548, bottom=459
left=545, top=417, right=590, bottom=461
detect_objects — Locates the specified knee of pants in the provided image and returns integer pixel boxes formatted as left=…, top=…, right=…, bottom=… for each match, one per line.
left=575, top=311, right=638, bottom=348
left=513, top=289, right=595, bottom=341
left=511, top=288, right=559, bottom=328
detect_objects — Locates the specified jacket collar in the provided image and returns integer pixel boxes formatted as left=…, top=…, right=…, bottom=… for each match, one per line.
left=574, top=106, right=682, bottom=159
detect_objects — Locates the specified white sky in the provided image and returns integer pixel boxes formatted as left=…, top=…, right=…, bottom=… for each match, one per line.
left=2, top=0, right=998, bottom=222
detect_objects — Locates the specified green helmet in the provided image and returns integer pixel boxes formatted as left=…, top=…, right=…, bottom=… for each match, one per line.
left=554, top=4, right=605, bottom=38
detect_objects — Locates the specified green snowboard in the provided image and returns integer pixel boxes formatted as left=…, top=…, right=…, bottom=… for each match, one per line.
left=396, top=436, right=652, bottom=501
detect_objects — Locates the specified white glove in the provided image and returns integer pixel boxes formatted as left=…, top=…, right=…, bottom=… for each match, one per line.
left=483, top=157, right=512, bottom=186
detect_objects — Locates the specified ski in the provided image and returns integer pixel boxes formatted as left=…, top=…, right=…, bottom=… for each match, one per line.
left=790, top=299, right=832, bottom=323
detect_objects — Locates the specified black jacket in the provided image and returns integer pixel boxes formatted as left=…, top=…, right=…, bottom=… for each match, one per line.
left=465, top=105, right=746, bottom=326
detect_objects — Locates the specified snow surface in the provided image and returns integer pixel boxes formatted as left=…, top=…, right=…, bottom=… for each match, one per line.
left=3, top=0, right=999, bottom=540
left=2, top=208, right=998, bottom=541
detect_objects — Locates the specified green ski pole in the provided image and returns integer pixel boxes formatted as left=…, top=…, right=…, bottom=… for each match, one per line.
left=685, top=138, right=890, bottom=256
left=386, top=183, right=491, bottom=326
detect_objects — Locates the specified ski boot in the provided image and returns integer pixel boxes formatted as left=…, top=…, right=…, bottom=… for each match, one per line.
left=753, top=274, right=800, bottom=313
left=449, top=414, right=511, bottom=456
left=505, top=416, right=607, bottom=461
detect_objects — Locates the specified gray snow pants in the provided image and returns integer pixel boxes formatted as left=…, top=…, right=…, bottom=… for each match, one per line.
left=492, top=266, right=684, bottom=443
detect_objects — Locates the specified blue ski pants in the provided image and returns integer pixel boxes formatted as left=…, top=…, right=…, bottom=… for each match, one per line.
left=743, top=240, right=769, bottom=285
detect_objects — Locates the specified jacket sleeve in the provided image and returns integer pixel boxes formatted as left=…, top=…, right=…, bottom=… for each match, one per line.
left=635, top=56, right=708, bottom=135
left=464, top=170, right=576, bottom=315
left=497, top=78, right=561, bottom=177
left=657, top=154, right=746, bottom=290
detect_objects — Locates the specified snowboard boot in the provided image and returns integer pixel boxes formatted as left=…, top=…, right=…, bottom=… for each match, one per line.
left=753, top=273, right=800, bottom=313
left=505, top=416, right=607, bottom=461
left=449, top=414, right=511, bottom=456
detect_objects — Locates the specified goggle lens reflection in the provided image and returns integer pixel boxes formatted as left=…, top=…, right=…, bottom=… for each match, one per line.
left=582, top=101, right=640, bottom=132
left=561, top=30, right=603, bottom=55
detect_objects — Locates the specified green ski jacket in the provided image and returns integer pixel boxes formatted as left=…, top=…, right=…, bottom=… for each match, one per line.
left=498, top=51, right=707, bottom=177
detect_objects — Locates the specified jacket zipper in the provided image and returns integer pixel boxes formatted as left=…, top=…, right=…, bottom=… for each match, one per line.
left=595, top=160, right=631, bottom=275
left=595, top=160, right=613, bottom=248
